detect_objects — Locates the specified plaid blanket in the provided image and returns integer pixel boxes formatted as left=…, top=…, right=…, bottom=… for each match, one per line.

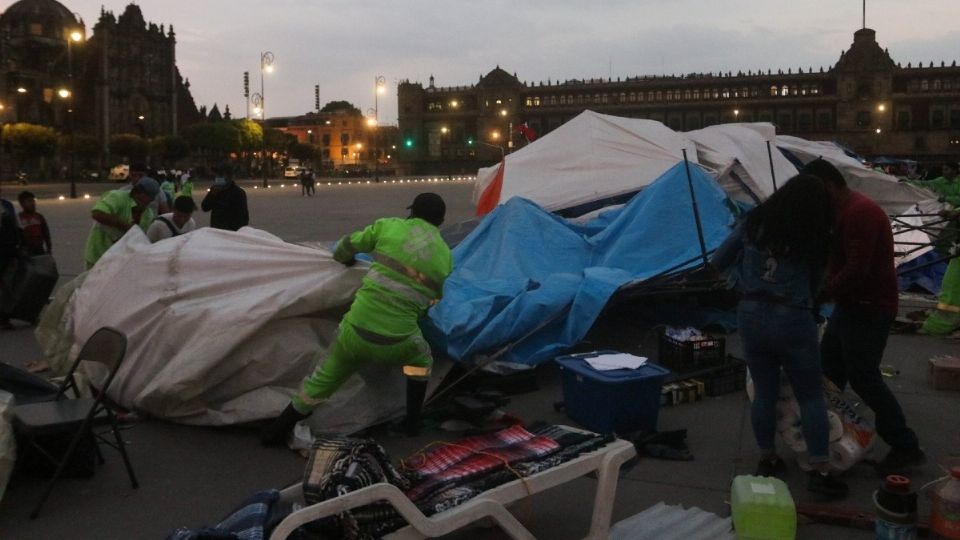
left=167, top=489, right=293, bottom=540
left=402, top=424, right=562, bottom=503
left=302, top=435, right=410, bottom=539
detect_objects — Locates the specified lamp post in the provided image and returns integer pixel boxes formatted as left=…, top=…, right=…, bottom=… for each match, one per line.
left=258, top=51, right=274, bottom=188
left=373, top=75, right=385, bottom=182
left=66, top=27, right=83, bottom=198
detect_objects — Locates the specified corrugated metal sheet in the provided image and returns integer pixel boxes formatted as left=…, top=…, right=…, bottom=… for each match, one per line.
left=609, top=502, right=735, bottom=540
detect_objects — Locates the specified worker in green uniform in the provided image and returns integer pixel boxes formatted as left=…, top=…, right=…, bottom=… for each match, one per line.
left=83, top=178, right=160, bottom=270
left=920, top=162, right=960, bottom=335
left=262, top=193, right=453, bottom=445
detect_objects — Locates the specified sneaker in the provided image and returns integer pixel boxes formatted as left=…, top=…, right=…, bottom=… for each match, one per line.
left=876, top=447, right=926, bottom=476
left=755, top=456, right=786, bottom=477
left=808, top=471, right=849, bottom=498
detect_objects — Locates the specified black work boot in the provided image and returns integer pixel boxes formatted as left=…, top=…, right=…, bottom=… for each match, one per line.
left=401, top=378, right=429, bottom=436
left=260, top=403, right=310, bottom=447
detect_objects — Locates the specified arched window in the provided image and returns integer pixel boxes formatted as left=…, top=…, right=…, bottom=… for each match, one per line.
left=602, top=93, right=609, bottom=104
left=619, top=92, right=627, bottom=103
left=692, top=89, right=701, bottom=100
left=742, top=87, right=749, bottom=98
left=655, top=90, right=663, bottom=101
left=666, top=90, right=673, bottom=101
left=933, top=79, right=942, bottom=90
left=684, top=89, right=691, bottom=100
left=629, top=92, right=637, bottom=102
left=722, top=88, right=731, bottom=98
left=647, top=91, right=655, bottom=101
left=770, top=85, right=779, bottom=96
left=810, top=86, right=819, bottom=95
left=751, top=87, right=759, bottom=97
left=559, top=95, right=567, bottom=105
left=549, top=95, right=557, bottom=105
left=921, top=79, right=929, bottom=91
left=711, top=88, right=719, bottom=99
left=781, top=85, right=789, bottom=96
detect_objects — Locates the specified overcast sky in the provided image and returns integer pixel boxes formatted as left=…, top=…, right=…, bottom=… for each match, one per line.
left=30, top=0, right=960, bottom=124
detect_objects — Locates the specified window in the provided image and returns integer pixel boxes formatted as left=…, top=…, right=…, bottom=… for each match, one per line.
left=629, top=92, right=637, bottom=102
left=751, top=87, right=759, bottom=97
left=602, top=93, right=609, bottom=104
left=781, top=85, right=789, bottom=96
left=856, top=111, right=872, bottom=127
left=665, top=90, right=673, bottom=101
left=525, top=97, right=533, bottom=106
left=810, top=86, right=820, bottom=95
left=655, top=90, right=663, bottom=101
left=800, top=86, right=808, bottom=96
left=559, top=95, right=566, bottom=105
left=742, top=87, right=749, bottom=98
left=619, top=92, right=627, bottom=103
left=533, top=96, right=541, bottom=106
left=817, top=111, right=832, bottom=130
left=576, top=94, right=584, bottom=104
left=322, top=133, right=331, bottom=146
left=549, top=95, right=557, bottom=105
left=722, top=88, right=730, bottom=99
left=934, top=79, right=942, bottom=90
left=340, top=132, right=350, bottom=145
left=932, top=109, right=945, bottom=128
left=921, top=80, right=929, bottom=91
left=647, top=91, right=655, bottom=101
left=770, top=85, right=779, bottom=96
left=950, top=109, right=960, bottom=129
left=637, top=91, right=644, bottom=102
left=711, top=88, right=719, bottom=99
left=897, top=110, right=911, bottom=130
left=593, top=93, right=601, bottom=104
left=692, top=89, right=701, bottom=100
left=683, top=89, right=691, bottom=100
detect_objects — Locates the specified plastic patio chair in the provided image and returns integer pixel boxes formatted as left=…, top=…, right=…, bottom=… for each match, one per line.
left=12, top=326, right=139, bottom=519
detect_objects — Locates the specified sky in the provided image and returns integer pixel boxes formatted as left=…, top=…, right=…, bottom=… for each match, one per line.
left=19, top=0, right=960, bottom=125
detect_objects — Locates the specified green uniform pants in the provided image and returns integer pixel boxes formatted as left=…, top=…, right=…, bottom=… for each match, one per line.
left=922, top=257, right=960, bottom=336
left=292, top=322, right=433, bottom=414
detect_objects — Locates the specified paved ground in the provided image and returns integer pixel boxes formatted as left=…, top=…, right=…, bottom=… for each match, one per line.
left=1, top=178, right=958, bottom=539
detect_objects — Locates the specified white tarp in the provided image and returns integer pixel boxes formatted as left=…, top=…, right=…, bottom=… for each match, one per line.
left=687, top=123, right=798, bottom=202
left=473, top=110, right=698, bottom=213
left=47, top=226, right=434, bottom=428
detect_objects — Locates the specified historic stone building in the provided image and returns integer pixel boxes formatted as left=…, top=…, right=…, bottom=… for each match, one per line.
left=274, top=108, right=400, bottom=173
left=398, top=29, right=960, bottom=173
left=0, top=0, right=200, bottom=163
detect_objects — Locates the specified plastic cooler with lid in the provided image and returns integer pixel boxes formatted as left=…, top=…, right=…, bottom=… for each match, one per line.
left=731, top=475, right=796, bottom=539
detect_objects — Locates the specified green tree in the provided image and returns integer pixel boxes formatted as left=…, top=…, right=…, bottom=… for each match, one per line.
left=2, top=123, right=60, bottom=176
left=288, top=142, right=317, bottom=163
left=264, top=128, right=295, bottom=153
left=319, top=100, right=362, bottom=116
left=232, top=119, right=263, bottom=151
left=109, top=133, right=149, bottom=162
left=152, top=135, right=191, bottom=163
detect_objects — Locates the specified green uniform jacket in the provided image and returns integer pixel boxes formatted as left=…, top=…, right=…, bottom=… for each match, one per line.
left=83, top=189, right=154, bottom=268
left=917, top=175, right=960, bottom=207
left=334, top=217, right=453, bottom=338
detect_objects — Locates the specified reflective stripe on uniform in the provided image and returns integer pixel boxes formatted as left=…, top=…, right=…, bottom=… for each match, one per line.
left=937, top=302, right=960, bottom=314
left=352, top=323, right=406, bottom=345
left=403, top=365, right=432, bottom=379
left=367, top=269, right=433, bottom=308
left=373, top=252, right=443, bottom=297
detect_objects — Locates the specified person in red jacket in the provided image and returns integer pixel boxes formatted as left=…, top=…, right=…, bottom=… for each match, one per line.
left=17, top=191, right=51, bottom=256
left=801, top=159, right=924, bottom=475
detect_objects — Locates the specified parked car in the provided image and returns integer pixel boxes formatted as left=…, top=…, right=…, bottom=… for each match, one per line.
left=284, top=166, right=305, bottom=178
left=109, top=164, right=130, bottom=182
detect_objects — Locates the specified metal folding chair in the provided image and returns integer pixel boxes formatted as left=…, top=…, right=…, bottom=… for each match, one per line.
left=12, top=326, right=139, bottom=519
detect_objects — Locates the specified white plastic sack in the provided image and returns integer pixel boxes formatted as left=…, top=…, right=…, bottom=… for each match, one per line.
left=46, top=226, right=421, bottom=429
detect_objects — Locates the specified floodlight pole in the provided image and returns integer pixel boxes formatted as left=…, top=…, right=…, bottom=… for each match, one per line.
left=681, top=149, right=709, bottom=267
left=766, top=140, right=779, bottom=192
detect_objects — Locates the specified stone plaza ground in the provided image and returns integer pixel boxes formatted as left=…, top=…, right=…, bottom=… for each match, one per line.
left=0, top=178, right=958, bottom=539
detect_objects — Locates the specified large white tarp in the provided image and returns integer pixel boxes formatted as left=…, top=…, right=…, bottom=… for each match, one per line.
left=50, top=226, right=427, bottom=428
left=473, top=110, right=698, bottom=213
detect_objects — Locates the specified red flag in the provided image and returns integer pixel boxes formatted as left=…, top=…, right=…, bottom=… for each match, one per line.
left=516, top=123, right=537, bottom=143
left=476, top=160, right=505, bottom=216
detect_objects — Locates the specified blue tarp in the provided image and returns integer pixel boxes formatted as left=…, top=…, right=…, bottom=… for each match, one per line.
left=424, top=162, right=735, bottom=365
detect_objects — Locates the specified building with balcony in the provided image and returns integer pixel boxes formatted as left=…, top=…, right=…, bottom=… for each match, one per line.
left=397, top=28, right=960, bottom=174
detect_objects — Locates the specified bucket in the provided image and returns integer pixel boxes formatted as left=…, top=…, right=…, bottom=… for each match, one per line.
left=874, top=475, right=917, bottom=540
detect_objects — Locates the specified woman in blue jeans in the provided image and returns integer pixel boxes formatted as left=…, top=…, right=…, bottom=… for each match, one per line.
left=711, top=173, right=847, bottom=498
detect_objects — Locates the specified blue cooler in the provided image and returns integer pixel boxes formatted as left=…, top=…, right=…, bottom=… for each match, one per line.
left=556, top=351, right=670, bottom=434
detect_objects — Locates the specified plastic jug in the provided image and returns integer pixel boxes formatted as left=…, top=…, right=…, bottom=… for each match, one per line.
left=931, top=467, right=960, bottom=539
left=874, top=475, right=917, bottom=540
left=731, top=475, right=797, bottom=539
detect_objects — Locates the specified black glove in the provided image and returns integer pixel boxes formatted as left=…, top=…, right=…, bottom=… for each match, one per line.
left=260, top=403, right=310, bottom=447
left=402, top=378, right=429, bottom=436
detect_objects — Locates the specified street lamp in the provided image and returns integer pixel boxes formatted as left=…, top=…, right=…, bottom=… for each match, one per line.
left=66, top=23, right=83, bottom=198
left=373, top=75, right=385, bottom=182
left=258, top=51, right=275, bottom=188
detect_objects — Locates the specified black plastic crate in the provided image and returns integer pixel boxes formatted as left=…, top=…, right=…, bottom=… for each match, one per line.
left=657, top=332, right=726, bottom=374
left=693, top=357, right=747, bottom=397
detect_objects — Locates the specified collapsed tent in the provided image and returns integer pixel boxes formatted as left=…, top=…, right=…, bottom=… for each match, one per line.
left=425, top=162, right=733, bottom=366
left=39, top=227, right=444, bottom=429
left=474, top=111, right=698, bottom=216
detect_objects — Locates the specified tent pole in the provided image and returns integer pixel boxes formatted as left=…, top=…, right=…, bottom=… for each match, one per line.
left=682, top=149, right=709, bottom=267
left=766, top=140, right=779, bottom=192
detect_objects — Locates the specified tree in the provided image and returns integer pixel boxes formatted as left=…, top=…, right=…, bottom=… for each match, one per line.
left=109, top=133, right=149, bottom=163
left=264, top=128, right=295, bottom=153
left=288, top=142, right=317, bottom=163
left=319, top=100, right=361, bottom=116
left=2, top=123, right=60, bottom=176
left=60, top=134, right=100, bottom=174
left=152, top=135, right=191, bottom=163
left=232, top=119, right=263, bottom=151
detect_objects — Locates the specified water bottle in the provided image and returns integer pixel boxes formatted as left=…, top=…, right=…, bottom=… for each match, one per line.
left=873, top=475, right=917, bottom=540
left=931, top=467, right=960, bottom=539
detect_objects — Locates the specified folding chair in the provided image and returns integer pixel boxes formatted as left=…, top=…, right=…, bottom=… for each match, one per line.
left=12, top=326, right=139, bottom=519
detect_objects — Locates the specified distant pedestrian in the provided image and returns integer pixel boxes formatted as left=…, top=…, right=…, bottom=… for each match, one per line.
left=160, top=176, right=176, bottom=208
left=307, top=169, right=316, bottom=196
left=179, top=169, right=194, bottom=198
left=147, top=196, right=198, bottom=242
left=201, top=169, right=249, bottom=231
left=712, top=173, right=847, bottom=498
left=802, top=158, right=925, bottom=476
left=84, top=177, right=160, bottom=270
left=300, top=169, right=310, bottom=197
left=17, top=191, right=51, bottom=256
left=0, top=184, right=22, bottom=330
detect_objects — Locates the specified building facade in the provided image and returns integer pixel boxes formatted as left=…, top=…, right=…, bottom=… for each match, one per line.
left=398, top=29, right=960, bottom=173
left=274, top=109, right=399, bottom=173
left=0, top=0, right=200, bottom=164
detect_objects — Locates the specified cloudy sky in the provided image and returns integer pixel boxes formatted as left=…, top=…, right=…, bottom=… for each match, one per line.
left=42, top=0, right=960, bottom=124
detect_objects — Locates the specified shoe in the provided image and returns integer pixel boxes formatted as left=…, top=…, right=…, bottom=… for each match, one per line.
left=755, top=456, right=786, bottom=477
left=260, top=403, right=310, bottom=447
left=876, top=447, right=926, bottom=476
left=808, top=471, right=849, bottom=498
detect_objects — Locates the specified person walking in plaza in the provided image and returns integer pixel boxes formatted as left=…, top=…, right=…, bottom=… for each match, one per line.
left=306, top=169, right=316, bottom=197
left=147, top=196, right=198, bottom=242
left=179, top=169, right=194, bottom=198
left=17, top=191, right=51, bottom=256
left=801, top=158, right=925, bottom=475
left=160, top=175, right=177, bottom=208
left=83, top=178, right=161, bottom=270
left=201, top=169, right=249, bottom=231
left=261, top=193, right=453, bottom=446
left=711, top=174, right=847, bottom=497
left=0, top=185, right=23, bottom=330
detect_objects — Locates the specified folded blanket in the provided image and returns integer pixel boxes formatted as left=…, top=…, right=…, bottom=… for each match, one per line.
left=167, top=489, right=293, bottom=540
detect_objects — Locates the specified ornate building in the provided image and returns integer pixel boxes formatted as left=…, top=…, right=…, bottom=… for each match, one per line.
left=0, top=0, right=200, bottom=163
left=398, top=29, right=960, bottom=173
left=274, top=107, right=399, bottom=172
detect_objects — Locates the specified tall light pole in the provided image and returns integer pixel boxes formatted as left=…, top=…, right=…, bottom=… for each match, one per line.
left=373, top=75, right=385, bottom=182
left=258, top=51, right=274, bottom=188
left=66, top=27, right=83, bottom=198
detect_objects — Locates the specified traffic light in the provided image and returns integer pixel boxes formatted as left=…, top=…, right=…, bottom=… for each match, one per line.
left=314, top=84, right=320, bottom=111
left=404, top=138, right=414, bottom=148
left=243, top=71, right=249, bottom=98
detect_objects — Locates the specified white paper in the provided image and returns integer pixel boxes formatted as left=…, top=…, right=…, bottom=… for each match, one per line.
left=586, top=353, right=648, bottom=371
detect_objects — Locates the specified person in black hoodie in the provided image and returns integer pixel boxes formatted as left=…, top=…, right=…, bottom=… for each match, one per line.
left=201, top=168, right=249, bottom=231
